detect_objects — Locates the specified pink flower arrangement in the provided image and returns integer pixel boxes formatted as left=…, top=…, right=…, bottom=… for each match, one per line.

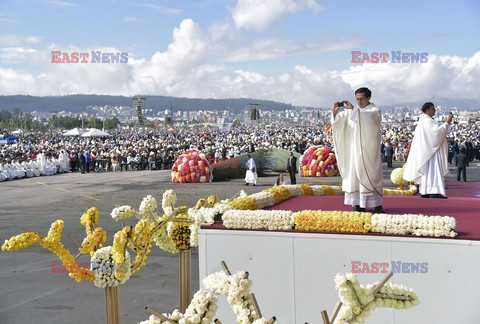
left=299, top=145, right=339, bottom=177
left=171, top=150, right=212, bottom=183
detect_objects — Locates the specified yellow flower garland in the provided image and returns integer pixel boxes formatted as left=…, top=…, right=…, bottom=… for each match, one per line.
left=294, top=210, right=372, bottom=233
left=170, top=215, right=192, bottom=251
left=79, top=227, right=107, bottom=255
left=227, top=197, right=259, bottom=210
left=383, top=184, right=417, bottom=196
left=297, top=184, right=314, bottom=196
left=2, top=220, right=94, bottom=282
left=264, top=186, right=291, bottom=204
left=321, top=185, right=336, bottom=195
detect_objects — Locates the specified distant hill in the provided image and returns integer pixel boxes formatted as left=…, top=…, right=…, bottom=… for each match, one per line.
left=0, top=94, right=478, bottom=114
left=0, top=95, right=295, bottom=114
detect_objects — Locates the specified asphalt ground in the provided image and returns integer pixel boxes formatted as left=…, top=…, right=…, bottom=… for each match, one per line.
left=0, top=161, right=479, bottom=324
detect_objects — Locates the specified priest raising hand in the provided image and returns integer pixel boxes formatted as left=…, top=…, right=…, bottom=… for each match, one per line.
left=403, top=102, right=452, bottom=199
left=331, top=87, right=385, bottom=213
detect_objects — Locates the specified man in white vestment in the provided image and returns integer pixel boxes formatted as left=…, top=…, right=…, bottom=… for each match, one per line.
left=331, top=87, right=385, bottom=213
left=403, top=102, right=452, bottom=198
left=36, top=151, right=47, bottom=175
left=245, top=155, right=258, bottom=186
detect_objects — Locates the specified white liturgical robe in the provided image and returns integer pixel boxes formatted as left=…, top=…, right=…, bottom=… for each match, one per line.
left=245, top=157, right=257, bottom=185
left=403, top=113, right=450, bottom=196
left=332, top=103, right=383, bottom=208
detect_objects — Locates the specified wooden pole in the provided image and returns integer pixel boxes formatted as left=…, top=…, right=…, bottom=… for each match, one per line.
left=179, top=249, right=192, bottom=313
left=105, top=286, right=120, bottom=324
left=145, top=306, right=176, bottom=324
left=321, top=310, right=330, bottom=324
left=330, top=301, right=342, bottom=324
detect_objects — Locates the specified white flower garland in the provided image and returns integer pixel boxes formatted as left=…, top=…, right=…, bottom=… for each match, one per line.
left=110, top=205, right=135, bottom=221
left=138, top=195, right=158, bottom=221
left=371, top=214, right=457, bottom=238
left=334, top=273, right=419, bottom=324
left=162, top=190, right=177, bottom=216
left=90, top=246, right=131, bottom=288
left=223, top=210, right=294, bottom=230
left=153, top=229, right=179, bottom=254
left=249, top=191, right=276, bottom=209
left=139, top=271, right=269, bottom=324
left=188, top=203, right=232, bottom=225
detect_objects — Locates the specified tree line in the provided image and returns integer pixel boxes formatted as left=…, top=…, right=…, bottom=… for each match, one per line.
left=0, top=108, right=120, bottom=132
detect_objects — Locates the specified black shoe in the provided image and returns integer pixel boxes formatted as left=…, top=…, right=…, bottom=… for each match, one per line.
left=245, top=183, right=249, bottom=186
left=374, top=206, right=386, bottom=213
left=353, top=205, right=366, bottom=212
left=430, top=194, right=447, bottom=199
left=253, top=184, right=257, bottom=186
left=421, top=194, right=430, bottom=198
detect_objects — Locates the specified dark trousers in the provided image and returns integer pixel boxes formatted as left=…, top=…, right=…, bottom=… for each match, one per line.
left=289, top=171, right=296, bottom=184
left=457, top=167, right=466, bottom=181
left=387, top=156, right=393, bottom=168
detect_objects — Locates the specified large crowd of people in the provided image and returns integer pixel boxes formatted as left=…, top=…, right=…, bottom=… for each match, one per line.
left=0, top=118, right=479, bottom=182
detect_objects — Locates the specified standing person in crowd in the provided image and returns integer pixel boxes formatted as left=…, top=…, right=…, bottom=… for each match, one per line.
left=331, top=87, right=385, bottom=213
left=78, top=150, right=86, bottom=174
left=403, top=103, right=452, bottom=198
left=385, top=140, right=394, bottom=168
left=455, top=148, right=467, bottom=182
left=245, top=154, right=257, bottom=186
left=84, top=150, right=91, bottom=173
left=286, top=151, right=297, bottom=184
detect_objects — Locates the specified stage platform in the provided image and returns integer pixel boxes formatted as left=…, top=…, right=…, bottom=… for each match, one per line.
left=199, top=182, right=480, bottom=324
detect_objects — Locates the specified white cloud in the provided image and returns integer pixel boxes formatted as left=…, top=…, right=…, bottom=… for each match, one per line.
left=231, top=0, right=297, bottom=31
left=48, top=0, right=78, bottom=8
left=230, top=0, right=322, bottom=31
left=0, top=35, right=41, bottom=46
left=339, top=52, right=480, bottom=105
left=122, top=16, right=140, bottom=23
left=224, top=36, right=365, bottom=62
left=131, top=3, right=183, bottom=15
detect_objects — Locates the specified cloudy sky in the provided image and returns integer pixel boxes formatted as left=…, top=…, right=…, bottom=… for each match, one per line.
left=0, top=0, right=479, bottom=107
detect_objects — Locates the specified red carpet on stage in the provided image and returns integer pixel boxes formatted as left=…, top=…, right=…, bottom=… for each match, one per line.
left=266, top=182, right=480, bottom=241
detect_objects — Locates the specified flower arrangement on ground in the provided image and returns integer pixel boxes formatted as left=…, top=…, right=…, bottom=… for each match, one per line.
left=299, top=145, right=339, bottom=177
left=171, top=149, right=212, bottom=183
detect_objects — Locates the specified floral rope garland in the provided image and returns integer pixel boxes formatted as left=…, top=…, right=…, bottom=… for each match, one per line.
left=371, top=214, right=457, bottom=237
left=223, top=210, right=294, bottom=231
left=294, top=210, right=372, bottom=233
left=226, top=184, right=343, bottom=211
left=221, top=210, right=457, bottom=238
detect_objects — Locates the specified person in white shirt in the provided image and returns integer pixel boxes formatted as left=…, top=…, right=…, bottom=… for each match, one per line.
left=403, top=102, right=452, bottom=198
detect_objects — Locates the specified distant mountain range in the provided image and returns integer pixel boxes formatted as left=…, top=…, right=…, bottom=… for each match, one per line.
left=0, top=95, right=295, bottom=114
left=0, top=94, right=478, bottom=114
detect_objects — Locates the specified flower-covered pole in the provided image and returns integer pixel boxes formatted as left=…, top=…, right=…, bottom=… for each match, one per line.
left=105, top=286, right=120, bottom=324
left=179, top=249, right=192, bottom=313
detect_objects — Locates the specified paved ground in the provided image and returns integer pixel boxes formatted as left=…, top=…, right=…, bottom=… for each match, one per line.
left=1, top=162, right=479, bottom=324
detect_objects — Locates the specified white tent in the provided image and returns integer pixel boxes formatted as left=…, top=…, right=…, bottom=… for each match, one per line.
left=63, top=128, right=85, bottom=136
left=81, top=128, right=110, bottom=137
